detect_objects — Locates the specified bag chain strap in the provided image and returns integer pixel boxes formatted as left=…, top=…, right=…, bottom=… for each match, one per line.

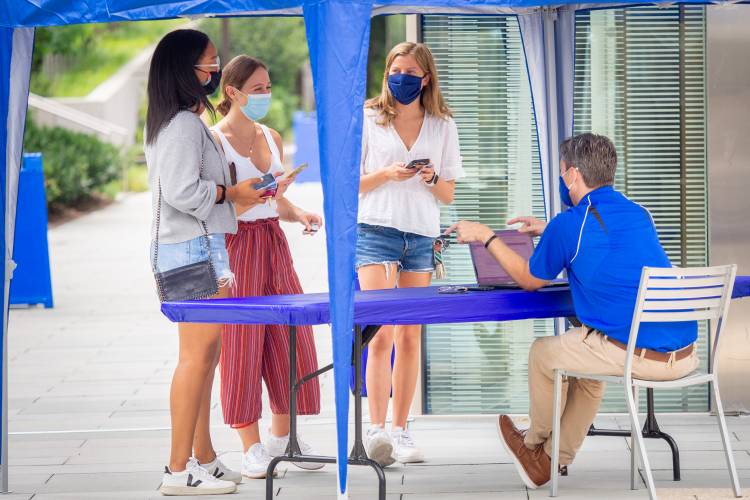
left=151, top=127, right=212, bottom=273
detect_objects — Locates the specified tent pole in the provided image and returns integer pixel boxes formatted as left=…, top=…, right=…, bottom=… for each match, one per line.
left=1, top=27, right=34, bottom=493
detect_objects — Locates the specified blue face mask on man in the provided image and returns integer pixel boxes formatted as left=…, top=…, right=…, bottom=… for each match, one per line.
left=236, top=89, right=272, bottom=121
left=387, top=73, right=424, bottom=105
left=559, top=167, right=577, bottom=207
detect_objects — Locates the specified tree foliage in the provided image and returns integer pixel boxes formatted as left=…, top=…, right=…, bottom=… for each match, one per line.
left=203, top=17, right=309, bottom=137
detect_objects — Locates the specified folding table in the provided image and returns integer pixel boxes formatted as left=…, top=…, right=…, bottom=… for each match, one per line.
left=161, top=276, right=750, bottom=498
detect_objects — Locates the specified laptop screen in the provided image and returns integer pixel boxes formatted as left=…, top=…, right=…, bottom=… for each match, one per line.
left=469, top=230, right=535, bottom=286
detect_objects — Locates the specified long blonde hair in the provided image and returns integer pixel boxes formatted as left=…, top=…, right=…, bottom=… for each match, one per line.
left=365, top=42, right=451, bottom=126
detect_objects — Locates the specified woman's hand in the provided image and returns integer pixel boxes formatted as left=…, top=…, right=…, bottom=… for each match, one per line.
left=507, top=215, right=547, bottom=237
left=296, top=210, right=323, bottom=235
left=383, top=162, right=418, bottom=182
left=227, top=178, right=266, bottom=206
left=273, top=173, right=294, bottom=200
left=419, top=164, right=436, bottom=184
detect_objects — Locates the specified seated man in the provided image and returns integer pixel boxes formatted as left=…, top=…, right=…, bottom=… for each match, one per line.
left=446, top=133, right=698, bottom=489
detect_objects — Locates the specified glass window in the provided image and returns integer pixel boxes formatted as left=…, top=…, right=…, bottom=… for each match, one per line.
left=421, top=8, right=708, bottom=414
left=422, top=15, right=551, bottom=414
left=574, top=6, right=709, bottom=412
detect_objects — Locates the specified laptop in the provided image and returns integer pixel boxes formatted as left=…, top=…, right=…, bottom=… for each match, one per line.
left=468, top=229, right=567, bottom=288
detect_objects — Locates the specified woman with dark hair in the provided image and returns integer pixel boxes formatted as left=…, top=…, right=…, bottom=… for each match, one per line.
left=145, top=29, right=263, bottom=496
left=210, top=55, right=323, bottom=479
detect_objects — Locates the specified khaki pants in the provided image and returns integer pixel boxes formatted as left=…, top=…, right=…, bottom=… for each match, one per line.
left=524, top=326, right=699, bottom=465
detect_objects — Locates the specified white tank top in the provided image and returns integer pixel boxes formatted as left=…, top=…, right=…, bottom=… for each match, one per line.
left=211, top=124, right=285, bottom=222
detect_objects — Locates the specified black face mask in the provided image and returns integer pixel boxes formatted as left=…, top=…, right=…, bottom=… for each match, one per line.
left=202, top=70, right=222, bottom=95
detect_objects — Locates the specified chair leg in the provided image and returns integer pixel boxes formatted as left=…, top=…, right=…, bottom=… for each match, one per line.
left=712, top=379, right=742, bottom=497
left=631, top=385, right=640, bottom=490
left=550, top=369, right=563, bottom=497
left=626, top=383, right=656, bottom=500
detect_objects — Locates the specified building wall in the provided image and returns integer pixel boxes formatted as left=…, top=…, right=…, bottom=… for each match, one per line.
left=707, top=4, right=750, bottom=414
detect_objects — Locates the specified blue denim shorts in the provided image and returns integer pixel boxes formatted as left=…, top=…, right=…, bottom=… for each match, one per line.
left=152, top=233, right=234, bottom=287
left=356, top=223, right=434, bottom=273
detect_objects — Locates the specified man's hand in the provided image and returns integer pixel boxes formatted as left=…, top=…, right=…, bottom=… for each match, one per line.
left=444, top=220, right=495, bottom=245
left=507, top=216, right=547, bottom=237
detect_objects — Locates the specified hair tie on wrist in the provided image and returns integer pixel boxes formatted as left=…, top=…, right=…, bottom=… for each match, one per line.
left=484, top=234, right=498, bottom=249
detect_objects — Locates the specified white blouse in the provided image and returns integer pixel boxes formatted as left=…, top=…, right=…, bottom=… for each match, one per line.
left=358, top=108, right=464, bottom=238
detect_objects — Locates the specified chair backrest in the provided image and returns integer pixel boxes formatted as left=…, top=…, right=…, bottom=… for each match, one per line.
left=624, top=264, right=737, bottom=379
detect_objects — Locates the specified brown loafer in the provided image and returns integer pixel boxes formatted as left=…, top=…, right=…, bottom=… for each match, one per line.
left=496, top=415, right=551, bottom=489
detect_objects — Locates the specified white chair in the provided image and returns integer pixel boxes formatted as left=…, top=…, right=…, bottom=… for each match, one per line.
left=549, top=265, right=741, bottom=500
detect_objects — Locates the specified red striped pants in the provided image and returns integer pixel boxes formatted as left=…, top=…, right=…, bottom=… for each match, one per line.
left=220, top=218, right=321, bottom=426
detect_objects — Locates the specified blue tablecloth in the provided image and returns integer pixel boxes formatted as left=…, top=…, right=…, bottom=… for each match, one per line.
left=161, top=276, right=750, bottom=326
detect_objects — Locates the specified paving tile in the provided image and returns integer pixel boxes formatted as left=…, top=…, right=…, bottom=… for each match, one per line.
left=8, top=190, right=750, bottom=500
left=38, top=471, right=161, bottom=493
left=405, top=493, right=528, bottom=500
left=659, top=488, right=743, bottom=499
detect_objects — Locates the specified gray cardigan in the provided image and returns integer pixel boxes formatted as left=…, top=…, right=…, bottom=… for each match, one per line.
left=145, top=110, right=237, bottom=244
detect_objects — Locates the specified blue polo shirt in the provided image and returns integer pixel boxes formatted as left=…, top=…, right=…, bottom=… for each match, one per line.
left=529, top=186, right=697, bottom=352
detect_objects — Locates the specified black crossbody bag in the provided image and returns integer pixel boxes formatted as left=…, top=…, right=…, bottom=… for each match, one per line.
left=151, top=151, right=218, bottom=302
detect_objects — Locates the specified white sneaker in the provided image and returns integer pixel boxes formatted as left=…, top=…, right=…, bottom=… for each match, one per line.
left=159, top=458, right=237, bottom=496
left=200, top=456, right=242, bottom=484
left=365, top=426, right=395, bottom=467
left=392, top=427, right=424, bottom=463
left=241, top=443, right=278, bottom=479
left=266, top=432, right=325, bottom=470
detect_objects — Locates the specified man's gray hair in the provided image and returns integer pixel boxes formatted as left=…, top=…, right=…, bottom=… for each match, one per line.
left=559, top=133, right=617, bottom=187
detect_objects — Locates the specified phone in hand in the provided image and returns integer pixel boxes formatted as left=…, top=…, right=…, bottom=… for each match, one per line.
left=406, top=158, right=430, bottom=171
left=279, top=163, right=308, bottom=181
left=253, top=173, right=277, bottom=198
left=303, top=223, right=320, bottom=235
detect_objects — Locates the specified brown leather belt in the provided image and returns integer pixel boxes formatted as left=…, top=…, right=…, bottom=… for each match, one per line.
left=606, top=336, right=695, bottom=362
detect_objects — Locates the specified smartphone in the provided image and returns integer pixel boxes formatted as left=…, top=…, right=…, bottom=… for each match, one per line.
left=406, top=158, right=430, bottom=170
left=253, top=173, right=277, bottom=198
left=303, top=223, right=320, bottom=235
left=279, top=163, right=308, bottom=181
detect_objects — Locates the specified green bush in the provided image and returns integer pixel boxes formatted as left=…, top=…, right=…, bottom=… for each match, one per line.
left=23, top=119, right=123, bottom=207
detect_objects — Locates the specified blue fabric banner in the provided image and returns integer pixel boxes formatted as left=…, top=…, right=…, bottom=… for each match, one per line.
left=303, top=0, right=372, bottom=495
left=3, top=0, right=745, bottom=28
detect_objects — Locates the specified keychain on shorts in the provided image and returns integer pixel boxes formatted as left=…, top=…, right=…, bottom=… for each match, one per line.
left=434, top=236, right=449, bottom=280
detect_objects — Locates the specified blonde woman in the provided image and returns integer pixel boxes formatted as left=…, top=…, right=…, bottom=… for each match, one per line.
left=357, top=42, right=464, bottom=466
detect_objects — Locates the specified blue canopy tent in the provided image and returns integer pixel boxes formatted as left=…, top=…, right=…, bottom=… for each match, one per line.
left=1, top=0, right=747, bottom=497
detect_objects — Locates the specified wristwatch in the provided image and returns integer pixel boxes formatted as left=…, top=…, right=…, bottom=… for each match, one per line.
left=426, top=173, right=439, bottom=187
left=216, top=184, right=227, bottom=204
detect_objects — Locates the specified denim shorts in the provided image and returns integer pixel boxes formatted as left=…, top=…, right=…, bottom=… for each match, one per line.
left=152, top=233, right=234, bottom=287
left=356, top=223, right=434, bottom=273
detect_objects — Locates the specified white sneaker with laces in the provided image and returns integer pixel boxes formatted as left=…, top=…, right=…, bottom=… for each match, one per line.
left=391, top=427, right=424, bottom=463
left=241, top=443, right=278, bottom=479
left=200, top=456, right=242, bottom=484
left=266, top=432, right=325, bottom=470
left=159, top=458, right=237, bottom=496
left=365, top=426, right=395, bottom=467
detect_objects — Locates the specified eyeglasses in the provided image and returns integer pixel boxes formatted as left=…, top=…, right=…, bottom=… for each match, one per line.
left=194, top=56, right=221, bottom=71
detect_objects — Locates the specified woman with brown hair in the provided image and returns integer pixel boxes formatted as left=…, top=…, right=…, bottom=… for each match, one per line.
left=357, top=42, right=464, bottom=466
left=210, top=55, right=323, bottom=479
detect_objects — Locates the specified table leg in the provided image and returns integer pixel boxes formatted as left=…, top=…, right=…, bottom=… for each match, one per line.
left=587, top=388, right=680, bottom=481
left=264, top=324, right=387, bottom=500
